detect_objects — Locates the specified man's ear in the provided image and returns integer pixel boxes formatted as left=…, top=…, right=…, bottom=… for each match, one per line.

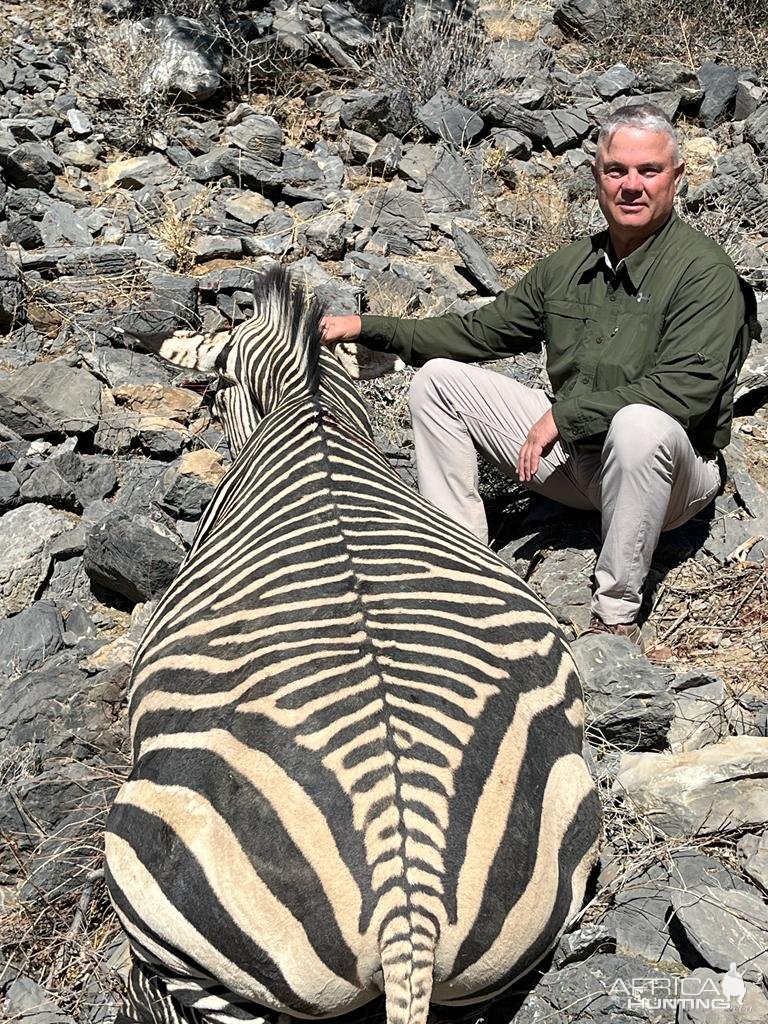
left=591, top=159, right=599, bottom=183
left=674, top=160, right=686, bottom=186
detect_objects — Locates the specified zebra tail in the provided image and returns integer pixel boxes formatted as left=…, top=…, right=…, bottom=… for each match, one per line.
left=379, top=912, right=436, bottom=1024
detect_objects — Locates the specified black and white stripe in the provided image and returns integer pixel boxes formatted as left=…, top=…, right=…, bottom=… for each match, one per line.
left=106, top=267, right=601, bottom=1024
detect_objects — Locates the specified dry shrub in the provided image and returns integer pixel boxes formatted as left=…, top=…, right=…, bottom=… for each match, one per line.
left=369, top=1, right=505, bottom=108
left=607, top=0, right=767, bottom=73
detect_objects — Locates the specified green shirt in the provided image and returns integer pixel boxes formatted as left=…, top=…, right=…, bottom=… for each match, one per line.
left=359, top=213, right=752, bottom=453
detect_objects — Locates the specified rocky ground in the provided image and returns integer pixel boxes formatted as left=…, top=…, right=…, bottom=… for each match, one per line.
left=0, top=0, right=767, bottom=1021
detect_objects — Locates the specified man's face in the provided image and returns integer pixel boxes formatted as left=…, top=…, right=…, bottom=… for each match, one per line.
left=592, top=127, right=684, bottom=249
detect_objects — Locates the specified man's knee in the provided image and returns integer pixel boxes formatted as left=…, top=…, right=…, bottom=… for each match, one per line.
left=409, top=358, right=463, bottom=418
left=605, top=404, right=687, bottom=469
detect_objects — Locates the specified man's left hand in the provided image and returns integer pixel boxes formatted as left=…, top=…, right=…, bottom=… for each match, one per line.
left=518, top=408, right=560, bottom=483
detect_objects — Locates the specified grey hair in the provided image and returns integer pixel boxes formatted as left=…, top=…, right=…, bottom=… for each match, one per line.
left=596, top=104, right=681, bottom=164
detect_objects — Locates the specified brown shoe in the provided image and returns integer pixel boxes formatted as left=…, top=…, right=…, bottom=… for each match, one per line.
left=579, top=617, right=644, bottom=652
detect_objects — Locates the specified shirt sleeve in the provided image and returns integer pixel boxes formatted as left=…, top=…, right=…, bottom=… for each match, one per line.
left=551, top=261, right=745, bottom=443
left=358, top=262, right=546, bottom=366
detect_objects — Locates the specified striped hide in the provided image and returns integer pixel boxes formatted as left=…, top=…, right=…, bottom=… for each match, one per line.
left=105, top=266, right=601, bottom=1024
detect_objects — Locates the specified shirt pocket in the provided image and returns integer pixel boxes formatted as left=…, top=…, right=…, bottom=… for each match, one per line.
left=543, top=300, right=595, bottom=390
left=595, top=309, right=661, bottom=389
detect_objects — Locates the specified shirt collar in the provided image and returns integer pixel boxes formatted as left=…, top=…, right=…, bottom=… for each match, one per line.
left=595, top=211, right=677, bottom=290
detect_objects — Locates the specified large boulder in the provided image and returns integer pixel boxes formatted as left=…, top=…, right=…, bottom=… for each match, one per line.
left=135, top=16, right=224, bottom=101
left=0, top=504, right=73, bottom=617
left=0, top=362, right=101, bottom=437
left=84, top=510, right=185, bottom=603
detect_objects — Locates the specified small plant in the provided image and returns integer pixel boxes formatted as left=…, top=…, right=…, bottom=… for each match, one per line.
left=369, top=1, right=504, bottom=109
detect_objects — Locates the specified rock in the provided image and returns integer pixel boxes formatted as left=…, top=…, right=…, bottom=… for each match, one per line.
left=513, top=952, right=677, bottom=1022
left=527, top=542, right=595, bottom=631
left=595, top=63, right=637, bottom=100
left=322, top=3, right=373, bottom=47
left=542, top=106, right=592, bottom=153
left=81, top=347, right=174, bottom=389
left=672, top=886, right=768, bottom=982
left=104, top=152, right=175, bottom=189
left=416, top=89, right=484, bottom=146
left=571, top=634, right=675, bottom=749
left=137, top=15, right=223, bottom=101
left=300, top=211, right=348, bottom=260
left=678, top=967, right=768, bottom=1023
left=451, top=222, right=503, bottom=295
left=4, top=142, right=62, bottom=191
left=339, top=89, right=415, bottom=141
left=553, top=0, right=617, bottom=41
left=0, top=249, right=25, bottom=329
left=353, top=186, right=430, bottom=245
left=744, top=103, right=768, bottom=157
left=221, top=114, right=283, bottom=162
left=84, top=510, right=185, bottom=603
left=552, top=922, right=617, bottom=968
left=159, top=449, right=226, bottom=519
left=224, top=192, right=273, bottom=225
left=614, top=737, right=768, bottom=836
left=0, top=362, right=101, bottom=437
left=2, top=976, right=75, bottom=1024
left=422, top=148, right=472, bottom=214
left=481, top=93, right=546, bottom=142
left=0, top=470, right=20, bottom=511
left=489, top=129, right=531, bottom=159
left=365, top=134, right=402, bottom=177
left=642, top=60, right=703, bottom=105
left=192, top=234, right=242, bottom=262
left=734, top=80, right=764, bottom=121
left=0, top=601, right=64, bottom=680
left=668, top=670, right=730, bottom=752
left=66, top=108, right=92, bottom=136
left=0, top=503, right=72, bottom=617
left=20, top=450, right=116, bottom=509
left=57, top=245, right=138, bottom=277
left=737, top=831, right=768, bottom=891
left=39, top=199, right=92, bottom=246
left=698, top=61, right=739, bottom=128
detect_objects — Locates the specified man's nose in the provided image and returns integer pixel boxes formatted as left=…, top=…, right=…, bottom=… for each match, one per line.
left=621, top=170, right=642, bottom=192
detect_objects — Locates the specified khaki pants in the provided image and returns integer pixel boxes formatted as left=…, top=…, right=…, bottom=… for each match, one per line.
left=409, top=359, right=721, bottom=624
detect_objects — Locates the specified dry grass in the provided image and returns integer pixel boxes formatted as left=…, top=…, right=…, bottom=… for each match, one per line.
left=141, top=187, right=217, bottom=275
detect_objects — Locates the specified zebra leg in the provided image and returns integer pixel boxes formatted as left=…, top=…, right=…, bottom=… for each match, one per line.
left=121, top=960, right=201, bottom=1024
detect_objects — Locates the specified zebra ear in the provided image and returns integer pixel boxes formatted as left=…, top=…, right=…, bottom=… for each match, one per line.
left=139, top=329, right=232, bottom=373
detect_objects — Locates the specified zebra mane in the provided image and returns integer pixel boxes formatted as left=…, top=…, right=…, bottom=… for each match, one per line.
left=249, top=264, right=324, bottom=398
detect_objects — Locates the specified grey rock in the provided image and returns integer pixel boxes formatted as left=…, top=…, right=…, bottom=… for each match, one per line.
left=642, top=61, right=703, bottom=105
left=2, top=976, right=75, bottom=1024
left=672, top=886, right=768, bottom=981
left=4, top=212, right=43, bottom=249
left=339, top=89, right=415, bottom=141
left=66, top=108, right=92, bottom=136
left=81, top=347, right=174, bottom=388
left=602, top=859, right=683, bottom=967
left=668, top=669, right=730, bottom=752
left=734, top=80, right=764, bottom=121
left=192, top=234, right=242, bottom=261
left=20, top=451, right=116, bottom=510
left=159, top=461, right=217, bottom=520
left=321, top=3, right=373, bottom=47
left=422, top=148, right=472, bottom=214
left=365, top=133, right=402, bottom=177
left=737, top=831, right=768, bottom=891
left=0, top=249, right=25, bottom=328
left=39, top=199, right=92, bottom=246
left=221, top=115, right=283, bottom=163
left=527, top=542, right=594, bottom=631
left=57, top=245, right=138, bottom=276
left=0, top=362, right=101, bottom=437
left=698, top=61, right=739, bottom=128
left=4, top=142, right=62, bottom=191
left=572, top=634, right=675, bottom=749
left=117, top=272, right=198, bottom=343
left=0, top=601, right=64, bottom=680
left=105, top=152, right=175, bottom=189
left=595, top=63, right=637, bottom=100
left=553, top=0, right=617, bottom=40
left=342, top=128, right=377, bottom=163
left=451, top=222, right=503, bottom=295
left=489, top=129, right=531, bottom=159
left=488, top=37, right=555, bottom=85
left=0, top=470, right=20, bottom=511
left=604, top=90, right=683, bottom=122
left=219, top=149, right=285, bottom=189
left=198, top=265, right=261, bottom=293
left=84, top=510, right=185, bottom=603
left=744, top=104, right=768, bottom=157
left=552, top=921, right=617, bottom=968
left=678, top=967, right=768, bottom=1023
left=540, top=105, right=593, bottom=152
left=513, top=953, right=676, bottom=1023
left=481, top=93, right=546, bottom=142
left=353, top=186, right=431, bottom=242
left=0, top=503, right=72, bottom=617
left=397, top=143, right=439, bottom=186
left=614, top=737, right=768, bottom=836
left=299, top=211, right=348, bottom=261
left=416, top=89, right=484, bottom=146
left=137, top=16, right=223, bottom=101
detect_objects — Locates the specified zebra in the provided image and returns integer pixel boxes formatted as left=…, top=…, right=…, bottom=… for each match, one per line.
left=105, top=266, right=601, bottom=1024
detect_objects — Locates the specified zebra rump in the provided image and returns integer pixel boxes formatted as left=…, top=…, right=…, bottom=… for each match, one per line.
left=105, top=266, right=601, bottom=1024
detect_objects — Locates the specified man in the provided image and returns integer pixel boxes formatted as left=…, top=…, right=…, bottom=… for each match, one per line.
left=322, top=104, right=753, bottom=647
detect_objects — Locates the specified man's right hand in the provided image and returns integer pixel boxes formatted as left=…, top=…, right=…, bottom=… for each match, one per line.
left=320, top=315, right=362, bottom=346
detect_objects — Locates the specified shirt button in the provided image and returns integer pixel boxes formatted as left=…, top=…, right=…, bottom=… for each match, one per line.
left=609, top=294, right=616, bottom=302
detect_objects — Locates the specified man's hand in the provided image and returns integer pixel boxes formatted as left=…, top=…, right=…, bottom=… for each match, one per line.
left=517, top=408, right=560, bottom=483
left=320, top=315, right=362, bottom=346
